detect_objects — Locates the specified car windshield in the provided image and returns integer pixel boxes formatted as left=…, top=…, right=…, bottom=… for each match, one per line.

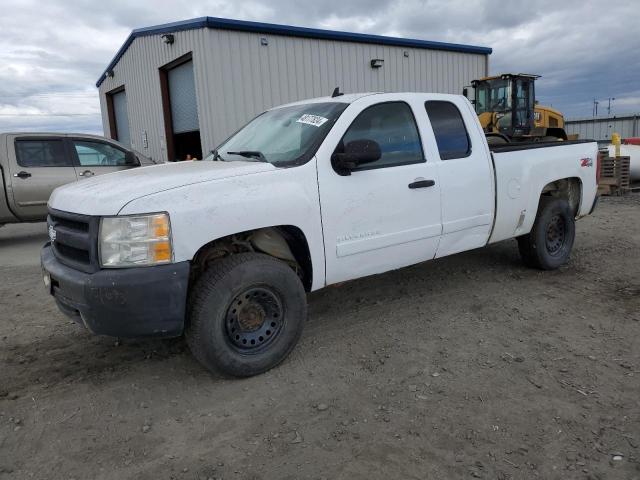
left=475, top=78, right=512, bottom=114
left=207, top=102, right=348, bottom=166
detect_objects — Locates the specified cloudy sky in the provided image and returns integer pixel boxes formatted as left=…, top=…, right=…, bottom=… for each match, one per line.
left=1, top=0, right=638, bottom=134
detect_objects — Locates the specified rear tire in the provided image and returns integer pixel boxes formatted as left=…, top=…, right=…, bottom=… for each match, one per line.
left=517, top=196, right=575, bottom=270
left=186, top=253, right=307, bottom=377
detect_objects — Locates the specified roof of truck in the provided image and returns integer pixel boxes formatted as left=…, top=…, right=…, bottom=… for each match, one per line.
left=273, top=93, right=382, bottom=108
left=96, top=16, right=492, bottom=87
left=0, top=132, right=111, bottom=139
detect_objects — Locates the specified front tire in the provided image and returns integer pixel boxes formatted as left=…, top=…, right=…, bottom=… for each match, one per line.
left=517, top=196, right=575, bottom=270
left=186, top=253, right=307, bottom=377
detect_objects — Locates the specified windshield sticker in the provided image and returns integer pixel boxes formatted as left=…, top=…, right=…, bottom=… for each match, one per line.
left=296, top=114, right=329, bottom=127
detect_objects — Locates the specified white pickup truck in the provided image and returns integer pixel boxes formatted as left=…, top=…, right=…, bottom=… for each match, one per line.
left=42, top=92, right=600, bottom=377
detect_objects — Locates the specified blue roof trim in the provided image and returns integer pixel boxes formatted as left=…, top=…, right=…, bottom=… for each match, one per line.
left=96, top=16, right=492, bottom=87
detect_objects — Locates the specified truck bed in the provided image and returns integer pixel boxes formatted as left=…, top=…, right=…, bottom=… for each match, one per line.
left=489, top=139, right=595, bottom=153
left=488, top=139, right=599, bottom=244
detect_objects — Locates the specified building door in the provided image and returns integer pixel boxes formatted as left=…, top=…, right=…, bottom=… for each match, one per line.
left=160, top=55, right=202, bottom=161
left=109, top=89, right=131, bottom=147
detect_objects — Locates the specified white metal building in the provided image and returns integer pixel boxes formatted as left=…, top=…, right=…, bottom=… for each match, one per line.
left=97, top=17, right=492, bottom=163
left=565, top=114, right=640, bottom=142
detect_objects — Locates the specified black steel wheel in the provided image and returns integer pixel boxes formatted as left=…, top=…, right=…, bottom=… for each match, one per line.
left=545, top=214, right=567, bottom=255
left=186, top=253, right=306, bottom=377
left=225, top=287, right=284, bottom=352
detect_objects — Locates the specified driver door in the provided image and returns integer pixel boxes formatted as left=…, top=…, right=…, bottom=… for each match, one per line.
left=317, top=98, right=442, bottom=285
left=70, top=138, right=139, bottom=179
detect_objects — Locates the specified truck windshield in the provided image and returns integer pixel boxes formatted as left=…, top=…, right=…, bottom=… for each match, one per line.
left=475, top=79, right=512, bottom=114
left=209, top=102, right=348, bottom=166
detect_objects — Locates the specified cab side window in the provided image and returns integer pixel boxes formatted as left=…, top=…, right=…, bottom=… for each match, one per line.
left=339, top=102, right=424, bottom=170
left=72, top=140, right=134, bottom=167
left=425, top=101, right=471, bottom=160
left=15, top=139, right=71, bottom=167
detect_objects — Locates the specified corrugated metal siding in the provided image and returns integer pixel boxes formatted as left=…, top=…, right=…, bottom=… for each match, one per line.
left=99, top=29, right=207, bottom=163
left=100, top=27, right=488, bottom=163
left=565, top=115, right=640, bottom=141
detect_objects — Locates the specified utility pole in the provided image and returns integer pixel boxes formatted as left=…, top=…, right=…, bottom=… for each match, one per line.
left=607, top=97, right=615, bottom=116
left=593, top=99, right=599, bottom=117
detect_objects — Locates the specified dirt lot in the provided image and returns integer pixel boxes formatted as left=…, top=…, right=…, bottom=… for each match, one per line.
left=1, top=195, right=639, bottom=480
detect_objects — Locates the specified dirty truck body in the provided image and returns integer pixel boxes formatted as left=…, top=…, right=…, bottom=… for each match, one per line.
left=41, top=92, right=599, bottom=377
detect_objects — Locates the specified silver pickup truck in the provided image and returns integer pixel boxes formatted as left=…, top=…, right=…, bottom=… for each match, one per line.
left=0, top=133, right=146, bottom=225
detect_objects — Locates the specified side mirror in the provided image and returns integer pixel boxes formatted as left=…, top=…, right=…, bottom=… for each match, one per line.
left=332, top=139, right=381, bottom=176
left=125, top=151, right=140, bottom=166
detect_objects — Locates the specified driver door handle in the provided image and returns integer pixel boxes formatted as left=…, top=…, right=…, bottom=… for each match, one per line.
left=78, top=170, right=94, bottom=177
left=13, top=171, right=31, bottom=179
left=408, top=179, right=435, bottom=189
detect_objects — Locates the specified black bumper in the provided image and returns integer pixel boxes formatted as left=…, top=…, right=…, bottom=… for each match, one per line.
left=41, top=244, right=189, bottom=338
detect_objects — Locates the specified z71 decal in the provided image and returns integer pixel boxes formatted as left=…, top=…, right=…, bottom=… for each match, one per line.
left=580, top=157, right=593, bottom=167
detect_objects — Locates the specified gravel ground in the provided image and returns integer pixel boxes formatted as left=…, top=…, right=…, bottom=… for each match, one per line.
left=1, top=194, right=639, bottom=480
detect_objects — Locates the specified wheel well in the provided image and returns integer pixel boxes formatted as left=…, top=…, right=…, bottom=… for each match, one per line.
left=191, top=226, right=313, bottom=291
left=540, top=177, right=582, bottom=215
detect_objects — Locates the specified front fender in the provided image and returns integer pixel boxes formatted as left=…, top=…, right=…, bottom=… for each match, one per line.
left=119, top=159, right=326, bottom=290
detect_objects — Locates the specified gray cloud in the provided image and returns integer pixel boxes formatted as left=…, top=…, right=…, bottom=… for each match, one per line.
left=1, top=0, right=638, bottom=133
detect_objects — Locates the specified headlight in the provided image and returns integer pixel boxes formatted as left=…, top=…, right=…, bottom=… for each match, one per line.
left=99, top=213, right=173, bottom=268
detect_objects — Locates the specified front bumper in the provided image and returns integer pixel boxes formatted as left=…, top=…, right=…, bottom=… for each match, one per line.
left=41, top=243, right=189, bottom=338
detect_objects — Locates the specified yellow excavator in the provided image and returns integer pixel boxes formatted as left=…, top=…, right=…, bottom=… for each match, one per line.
left=464, top=73, right=570, bottom=144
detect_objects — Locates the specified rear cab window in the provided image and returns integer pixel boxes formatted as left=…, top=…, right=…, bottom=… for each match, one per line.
left=15, top=139, right=71, bottom=167
left=425, top=101, right=471, bottom=160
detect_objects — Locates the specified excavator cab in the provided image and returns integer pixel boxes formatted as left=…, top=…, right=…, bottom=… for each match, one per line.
left=470, top=74, right=537, bottom=141
left=466, top=73, right=569, bottom=143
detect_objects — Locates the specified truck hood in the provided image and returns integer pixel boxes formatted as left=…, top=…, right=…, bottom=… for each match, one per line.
left=48, top=160, right=276, bottom=216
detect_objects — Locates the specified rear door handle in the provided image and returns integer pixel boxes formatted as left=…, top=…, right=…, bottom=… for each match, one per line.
left=13, top=171, right=31, bottom=179
left=408, top=179, right=435, bottom=189
left=78, top=170, right=94, bottom=177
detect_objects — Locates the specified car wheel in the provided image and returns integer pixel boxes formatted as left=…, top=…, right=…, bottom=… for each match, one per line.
left=517, top=196, right=575, bottom=270
left=186, top=253, right=307, bottom=377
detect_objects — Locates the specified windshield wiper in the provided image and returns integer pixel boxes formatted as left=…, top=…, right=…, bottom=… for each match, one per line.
left=226, top=150, right=268, bottom=162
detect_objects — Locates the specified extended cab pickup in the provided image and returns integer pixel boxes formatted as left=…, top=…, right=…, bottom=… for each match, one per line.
left=0, top=133, right=146, bottom=226
left=41, top=93, right=599, bottom=377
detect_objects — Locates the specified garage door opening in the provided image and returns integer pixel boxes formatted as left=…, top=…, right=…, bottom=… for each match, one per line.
left=160, top=54, right=202, bottom=161
left=106, top=87, right=131, bottom=147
